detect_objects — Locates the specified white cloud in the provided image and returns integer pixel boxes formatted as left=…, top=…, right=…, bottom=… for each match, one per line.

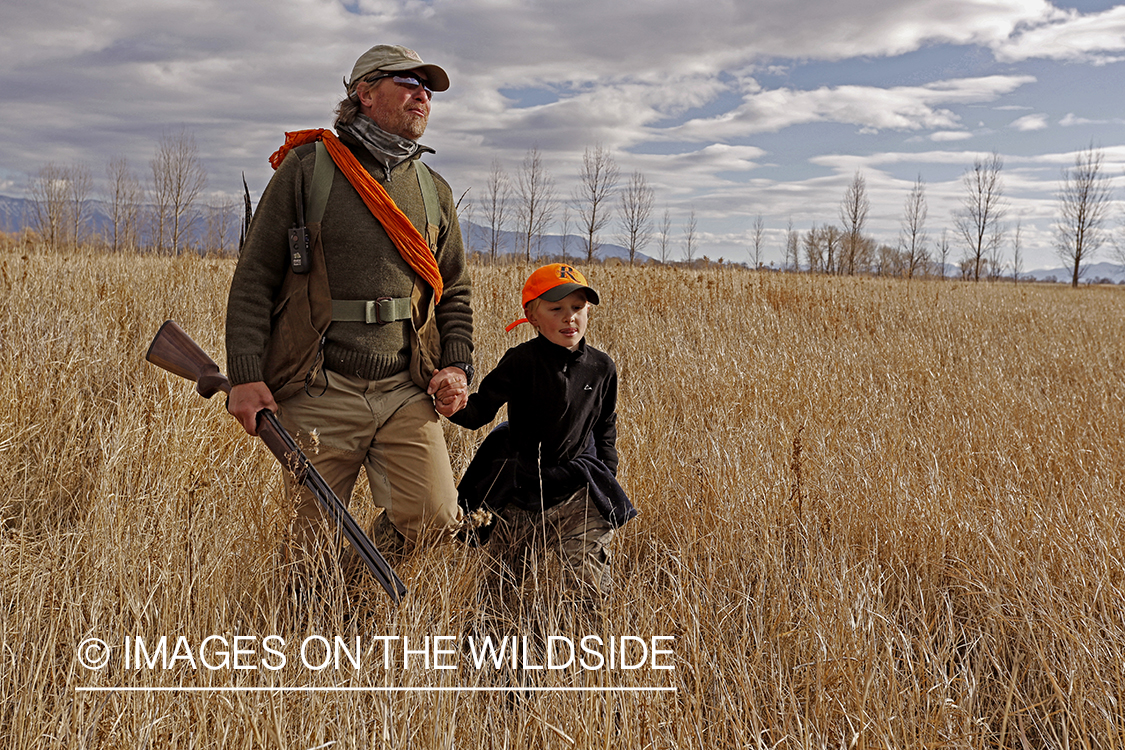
left=415, top=0, right=1065, bottom=74
left=1060, top=113, right=1098, bottom=127
left=810, top=148, right=1011, bottom=171
left=668, top=75, right=1035, bottom=141
left=931, top=131, right=975, bottom=141
left=1010, top=113, right=1049, bottom=131
left=994, top=6, right=1125, bottom=63
left=631, top=145, right=768, bottom=196
left=1058, top=113, right=1125, bottom=127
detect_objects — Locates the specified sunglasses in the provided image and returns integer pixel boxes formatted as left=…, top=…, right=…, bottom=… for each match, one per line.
left=366, top=72, right=434, bottom=99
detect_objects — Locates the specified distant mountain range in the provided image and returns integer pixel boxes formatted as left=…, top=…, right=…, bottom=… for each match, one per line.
left=0, top=194, right=35, bottom=234
left=1020, top=262, right=1125, bottom=285
left=0, top=193, right=155, bottom=240
left=933, top=260, right=1125, bottom=284
left=460, top=220, right=651, bottom=263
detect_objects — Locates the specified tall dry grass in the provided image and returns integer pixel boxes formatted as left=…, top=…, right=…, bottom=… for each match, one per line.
left=1, top=247, right=1123, bottom=748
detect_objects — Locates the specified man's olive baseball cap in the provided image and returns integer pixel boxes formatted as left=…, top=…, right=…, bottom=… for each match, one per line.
left=347, top=45, right=450, bottom=92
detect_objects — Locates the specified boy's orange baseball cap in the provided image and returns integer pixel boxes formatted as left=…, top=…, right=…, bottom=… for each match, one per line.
left=506, top=263, right=600, bottom=331
left=520, top=263, right=600, bottom=306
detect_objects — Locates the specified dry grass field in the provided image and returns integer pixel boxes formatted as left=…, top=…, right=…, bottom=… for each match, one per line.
left=2, top=244, right=1123, bottom=749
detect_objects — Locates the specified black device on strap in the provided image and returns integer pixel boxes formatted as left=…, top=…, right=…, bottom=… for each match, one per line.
left=289, top=167, right=311, bottom=274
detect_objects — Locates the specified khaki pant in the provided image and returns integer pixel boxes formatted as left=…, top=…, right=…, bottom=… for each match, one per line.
left=276, top=368, right=461, bottom=562
left=490, top=487, right=615, bottom=597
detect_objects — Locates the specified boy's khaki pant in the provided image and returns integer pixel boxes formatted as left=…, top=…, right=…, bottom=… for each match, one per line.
left=490, top=487, right=615, bottom=597
left=276, top=368, right=461, bottom=563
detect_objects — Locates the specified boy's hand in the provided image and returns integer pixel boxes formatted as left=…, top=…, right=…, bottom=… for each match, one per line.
left=428, top=366, right=469, bottom=417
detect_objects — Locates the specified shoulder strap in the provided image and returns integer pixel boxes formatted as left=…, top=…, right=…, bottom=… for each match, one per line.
left=308, top=140, right=335, bottom=225
left=414, top=160, right=440, bottom=255
left=310, top=146, right=438, bottom=255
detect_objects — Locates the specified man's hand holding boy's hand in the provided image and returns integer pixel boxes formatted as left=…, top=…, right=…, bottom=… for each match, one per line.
left=428, top=366, right=469, bottom=417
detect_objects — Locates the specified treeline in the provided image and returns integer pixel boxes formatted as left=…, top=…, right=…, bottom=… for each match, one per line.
left=461, top=145, right=652, bottom=265
left=466, top=144, right=1122, bottom=288
left=16, top=132, right=1122, bottom=288
left=776, top=173, right=956, bottom=282
left=802, top=147, right=1119, bottom=287
left=22, top=129, right=242, bottom=256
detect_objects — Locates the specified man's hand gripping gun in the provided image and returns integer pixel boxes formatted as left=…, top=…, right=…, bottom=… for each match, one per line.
left=145, top=320, right=407, bottom=603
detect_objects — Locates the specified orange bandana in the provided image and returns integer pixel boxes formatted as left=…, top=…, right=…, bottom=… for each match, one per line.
left=269, top=129, right=443, bottom=303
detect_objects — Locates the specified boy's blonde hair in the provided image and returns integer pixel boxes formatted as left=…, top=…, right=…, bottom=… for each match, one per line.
left=523, top=297, right=542, bottom=327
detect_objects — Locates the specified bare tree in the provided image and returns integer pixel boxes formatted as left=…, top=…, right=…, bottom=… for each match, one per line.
left=151, top=129, right=207, bottom=254
left=899, top=175, right=929, bottom=280
left=936, top=229, right=951, bottom=279
left=657, top=209, right=672, bottom=263
left=1011, top=219, right=1024, bottom=283
left=785, top=217, right=800, bottom=271
left=751, top=214, right=766, bottom=268
left=810, top=226, right=846, bottom=278
left=856, top=235, right=878, bottom=275
left=482, top=159, right=512, bottom=263
left=986, top=229, right=1006, bottom=280
left=574, top=144, right=619, bottom=262
left=805, top=224, right=846, bottom=275
left=1056, top=144, right=1113, bottom=287
left=514, top=147, right=555, bottom=262
left=825, top=224, right=843, bottom=274
left=150, top=166, right=168, bottom=251
left=28, top=163, right=70, bottom=249
left=559, top=202, right=572, bottom=263
left=29, top=162, right=93, bottom=250
left=804, top=225, right=825, bottom=273
left=65, top=164, right=93, bottom=249
left=682, top=209, right=698, bottom=263
left=204, top=196, right=239, bottom=255
left=616, top=170, right=655, bottom=264
left=839, top=171, right=870, bottom=275
left=105, top=156, right=143, bottom=252
left=955, top=152, right=1006, bottom=282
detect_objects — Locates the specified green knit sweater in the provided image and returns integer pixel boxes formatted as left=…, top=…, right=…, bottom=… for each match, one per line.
left=225, top=132, right=473, bottom=387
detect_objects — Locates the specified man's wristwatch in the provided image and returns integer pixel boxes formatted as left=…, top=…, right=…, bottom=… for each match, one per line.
left=450, top=362, right=474, bottom=386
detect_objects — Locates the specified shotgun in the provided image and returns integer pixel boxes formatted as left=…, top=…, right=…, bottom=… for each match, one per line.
left=145, top=320, right=407, bottom=603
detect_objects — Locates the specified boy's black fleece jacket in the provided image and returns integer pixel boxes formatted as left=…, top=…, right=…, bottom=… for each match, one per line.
left=449, top=334, right=636, bottom=526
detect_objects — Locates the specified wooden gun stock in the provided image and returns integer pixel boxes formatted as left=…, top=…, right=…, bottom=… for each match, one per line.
left=145, top=320, right=231, bottom=399
left=145, top=320, right=407, bottom=603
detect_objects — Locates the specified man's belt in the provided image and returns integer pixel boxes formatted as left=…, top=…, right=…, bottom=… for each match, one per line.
left=331, top=297, right=412, bottom=325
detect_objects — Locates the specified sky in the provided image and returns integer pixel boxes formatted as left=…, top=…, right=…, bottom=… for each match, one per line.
left=2, top=0, right=1125, bottom=270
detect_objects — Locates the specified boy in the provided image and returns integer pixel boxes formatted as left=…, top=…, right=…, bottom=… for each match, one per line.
left=442, top=263, right=636, bottom=596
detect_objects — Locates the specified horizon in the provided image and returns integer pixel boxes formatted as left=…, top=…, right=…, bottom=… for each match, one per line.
left=5, top=190, right=1124, bottom=280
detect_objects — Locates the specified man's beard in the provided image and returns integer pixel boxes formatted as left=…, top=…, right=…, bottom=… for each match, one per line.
left=379, top=105, right=428, bottom=141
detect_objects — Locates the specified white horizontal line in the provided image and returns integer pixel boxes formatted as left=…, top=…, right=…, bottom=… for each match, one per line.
left=77, top=686, right=676, bottom=693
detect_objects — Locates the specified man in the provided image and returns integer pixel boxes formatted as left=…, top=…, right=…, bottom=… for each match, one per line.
left=225, top=45, right=472, bottom=561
